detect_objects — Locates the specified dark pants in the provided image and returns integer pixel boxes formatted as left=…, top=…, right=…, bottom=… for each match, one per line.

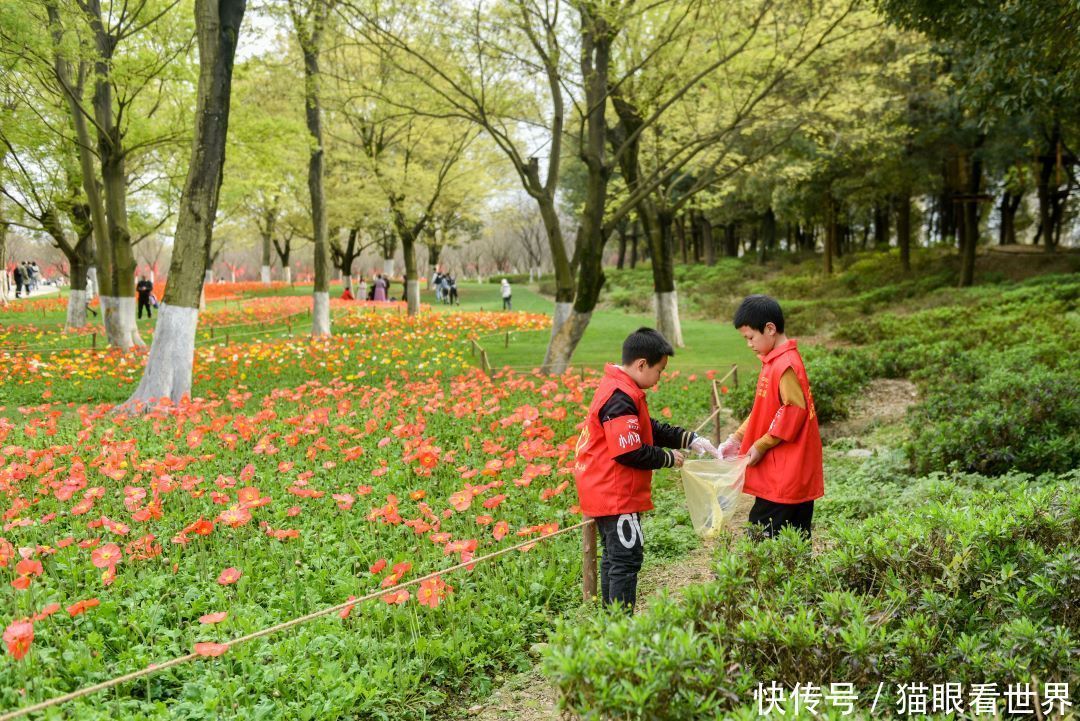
left=138, top=298, right=152, bottom=318
left=748, top=497, right=814, bottom=539
left=502, top=296, right=511, bottom=310
left=596, top=513, right=644, bottom=612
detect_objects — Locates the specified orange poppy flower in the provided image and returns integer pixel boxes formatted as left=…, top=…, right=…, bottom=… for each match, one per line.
left=199, top=611, right=228, bottom=624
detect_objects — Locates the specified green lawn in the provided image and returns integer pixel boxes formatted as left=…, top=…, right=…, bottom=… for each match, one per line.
left=425, top=281, right=755, bottom=376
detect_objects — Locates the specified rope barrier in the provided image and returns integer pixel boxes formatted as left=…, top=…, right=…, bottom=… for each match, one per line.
left=0, top=518, right=595, bottom=721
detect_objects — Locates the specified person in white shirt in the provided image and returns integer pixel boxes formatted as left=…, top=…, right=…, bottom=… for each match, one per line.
left=500, top=278, right=512, bottom=310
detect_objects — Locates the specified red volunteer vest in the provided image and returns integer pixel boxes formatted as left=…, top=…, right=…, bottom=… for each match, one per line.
left=574, top=364, right=655, bottom=517
left=740, top=340, right=824, bottom=504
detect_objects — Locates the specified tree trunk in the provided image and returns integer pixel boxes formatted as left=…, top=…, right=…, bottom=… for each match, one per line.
left=957, top=146, right=983, bottom=288
left=401, top=231, right=420, bottom=316
left=47, top=3, right=113, bottom=329
left=895, top=188, right=912, bottom=272
left=427, top=242, right=442, bottom=277
left=260, top=210, right=274, bottom=283
left=759, top=207, right=775, bottom=265
left=0, top=215, right=8, bottom=305
left=294, top=2, right=332, bottom=337
left=824, top=195, right=837, bottom=275
left=542, top=6, right=613, bottom=374
left=89, top=26, right=141, bottom=349
left=675, top=213, right=687, bottom=264
left=616, top=223, right=627, bottom=269
left=640, top=203, right=683, bottom=348
left=702, top=214, right=716, bottom=266
left=1034, top=123, right=1059, bottom=252
left=873, top=203, right=889, bottom=249
left=125, top=0, right=246, bottom=408
left=629, top=221, right=638, bottom=268
left=724, top=223, right=738, bottom=257
left=999, top=191, right=1021, bottom=245
left=65, top=208, right=94, bottom=329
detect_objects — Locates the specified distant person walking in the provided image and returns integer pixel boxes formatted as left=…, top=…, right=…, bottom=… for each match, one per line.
left=13, top=263, right=25, bottom=298
left=357, top=277, right=368, bottom=302
left=373, top=274, right=387, bottom=302
left=500, top=278, right=512, bottom=310
left=447, top=275, right=459, bottom=306
left=136, top=275, right=154, bottom=318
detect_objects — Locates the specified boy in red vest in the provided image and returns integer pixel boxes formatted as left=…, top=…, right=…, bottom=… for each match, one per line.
left=718, top=295, right=824, bottom=538
left=574, top=328, right=717, bottom=610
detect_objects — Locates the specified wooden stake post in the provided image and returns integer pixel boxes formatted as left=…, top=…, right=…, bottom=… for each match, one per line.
left=582, top=518, right=597, bottom=601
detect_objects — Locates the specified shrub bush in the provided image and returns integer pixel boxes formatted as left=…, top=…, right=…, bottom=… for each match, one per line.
left=544, top=481, right=1080, bottom=719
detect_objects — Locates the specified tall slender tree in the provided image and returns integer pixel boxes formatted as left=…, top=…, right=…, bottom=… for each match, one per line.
left=125, top=0, right=246, bottom=406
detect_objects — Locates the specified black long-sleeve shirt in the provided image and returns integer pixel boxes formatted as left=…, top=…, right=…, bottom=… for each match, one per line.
left=599, top=389, right=696, bottom=470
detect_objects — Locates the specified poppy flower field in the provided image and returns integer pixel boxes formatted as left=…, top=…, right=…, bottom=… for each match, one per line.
left=0, top=305, right=714, bottom=719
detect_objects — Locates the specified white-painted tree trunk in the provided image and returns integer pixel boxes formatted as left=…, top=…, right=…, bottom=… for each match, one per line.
left=122, top=305, right=199, bottom=408
left=229, top=268, right=236, bottom=283
left=261, top=265, right=271, bottom=284
left=66, top=289, right=88, bottom=329
left=312, top=291, right=330, bottom=336
left=542, top=308, right=592, bottom=374
left=406, top=279, right=420, bottom=316
left=382, top=258, right=395, bottom=277
left=654, top=290, right=684, bottom=348
left=100, top=296, right=143, bottom=349
left=283, top=266, right=292, bottom=285
left=86, top=267, right=97, bottom=300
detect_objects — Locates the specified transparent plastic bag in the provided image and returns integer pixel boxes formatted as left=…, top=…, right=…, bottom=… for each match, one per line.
left=680, top=456, right=749, bottom=538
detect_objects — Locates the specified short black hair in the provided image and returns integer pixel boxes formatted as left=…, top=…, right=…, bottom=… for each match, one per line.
left=622, top=327, right=674, bottom=366
left=733, top=295, right=785, bottom=333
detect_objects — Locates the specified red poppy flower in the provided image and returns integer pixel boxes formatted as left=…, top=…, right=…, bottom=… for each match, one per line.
left=369, top=558, right=387, bottom=574
left=199, top=611, right=228, bottom=624
left=217, top=567, right=242, bottom=585
left=449, top=491, right=471, bottom=511
left=417, top=577, right=453, bottom=609
left=217, top=506, right=252, bottom=527
left=66, top=597, right=100, bottom=617
left=3, top=620, right=33, bottom=660
left=90, top=543, right=122, bottom=569
left=380, top=589, right=409, bottom=605
left=493, top=521, right=509, bottom=540
left=15, top=558, right=43, bottom=577
left=339, top=595, right=357, bottom=619
left=32, top=603, right=61, bottom=622
left=194, top=641, right=229, bottom=657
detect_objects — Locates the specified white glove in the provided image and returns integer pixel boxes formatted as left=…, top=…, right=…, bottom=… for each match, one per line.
left=689, top=436, right=719, bottom=458
left=717, top=434, right=741, bottom=460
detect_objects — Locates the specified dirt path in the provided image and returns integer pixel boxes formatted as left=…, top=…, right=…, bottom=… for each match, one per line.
left=468, top=493, right=755, bottom=721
